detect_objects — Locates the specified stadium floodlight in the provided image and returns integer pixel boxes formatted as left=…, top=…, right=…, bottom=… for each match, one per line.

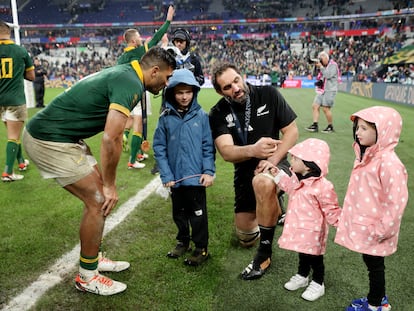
left=6, top=0, right=35, bottom=108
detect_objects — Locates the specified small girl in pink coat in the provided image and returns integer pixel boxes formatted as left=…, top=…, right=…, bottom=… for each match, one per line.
left=335, top=106, right=408, bottom=311
left=270, top=138, right=341, bottom=302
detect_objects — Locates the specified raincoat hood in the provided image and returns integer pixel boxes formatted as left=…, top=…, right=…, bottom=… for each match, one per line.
left=164, top=68, right=200, bottom=106
left=351, top=106, right=402, bottom=153
left=288, top=138, right=330, bottom=176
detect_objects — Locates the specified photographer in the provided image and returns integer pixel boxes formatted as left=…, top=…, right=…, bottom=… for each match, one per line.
left=305, top=51, right=339, bottom=133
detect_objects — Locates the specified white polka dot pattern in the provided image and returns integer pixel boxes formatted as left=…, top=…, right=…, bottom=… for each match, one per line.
left=334, top=106, right=408, bottom=257
left=276, top=138, right=341, bottom=255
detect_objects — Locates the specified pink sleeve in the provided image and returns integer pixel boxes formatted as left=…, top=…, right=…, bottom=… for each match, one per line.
left=375, top=160, right=408, bottom=240
left=319, top=180, right=342, bottom=227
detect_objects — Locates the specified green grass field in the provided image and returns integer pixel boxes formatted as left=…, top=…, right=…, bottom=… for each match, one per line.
left=0, top=88, right=412, bottom=311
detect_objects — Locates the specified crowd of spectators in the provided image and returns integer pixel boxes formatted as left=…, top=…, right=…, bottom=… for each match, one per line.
left=24, top=21, right=413, bottom=86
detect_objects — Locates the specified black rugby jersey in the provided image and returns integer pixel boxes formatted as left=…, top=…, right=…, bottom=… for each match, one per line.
left=209, top=84, right=296, bottom=146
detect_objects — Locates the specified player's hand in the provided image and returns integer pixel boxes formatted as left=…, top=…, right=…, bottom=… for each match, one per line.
left=253, top=137, right=280, bottom=159
left=101, top=185, right=119, bottom=217
left=167, top=5, right=175, bottom=21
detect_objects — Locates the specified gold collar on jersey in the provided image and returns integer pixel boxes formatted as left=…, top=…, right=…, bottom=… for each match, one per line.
left=130, top=60, right=144, bottom=84
left=0, top=39, right=14, bottom=44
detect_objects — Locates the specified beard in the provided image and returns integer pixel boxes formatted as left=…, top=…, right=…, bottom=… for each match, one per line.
left=225, top=81, right=250, bottom=105
left=147, top=85, right=161, bottom=95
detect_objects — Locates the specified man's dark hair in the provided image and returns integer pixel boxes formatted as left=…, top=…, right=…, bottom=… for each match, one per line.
left=211, top=62, right=240, bottom=93
left=140, top=46, right=177, bottom=71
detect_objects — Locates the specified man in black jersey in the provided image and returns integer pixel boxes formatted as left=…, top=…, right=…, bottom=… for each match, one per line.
left=209, top=62, right=298, bottom=280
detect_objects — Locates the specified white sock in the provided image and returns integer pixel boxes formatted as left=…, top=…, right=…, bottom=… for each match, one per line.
left=78, top=267, right=97, bottom=281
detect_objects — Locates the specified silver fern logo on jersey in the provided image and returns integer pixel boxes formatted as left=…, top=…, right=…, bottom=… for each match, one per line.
left=257, top=104, right=269, bottom=116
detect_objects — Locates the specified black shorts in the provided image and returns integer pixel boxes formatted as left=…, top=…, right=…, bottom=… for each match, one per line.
left=234, top=158, right=290, bottom=213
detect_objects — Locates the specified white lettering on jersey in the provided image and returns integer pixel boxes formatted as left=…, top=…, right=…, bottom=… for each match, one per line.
left=225, top=113, right=235, bottom=128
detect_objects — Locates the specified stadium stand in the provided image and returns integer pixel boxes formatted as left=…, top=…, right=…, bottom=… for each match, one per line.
left=1, top=0, right=413, bottom=85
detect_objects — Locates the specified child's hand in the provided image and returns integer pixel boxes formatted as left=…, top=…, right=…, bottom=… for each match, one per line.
left=199, top=174, right=214, bottom=187
left=164, top=181, right=175, bottom=188
left=269, top=166, right=279, bottom=176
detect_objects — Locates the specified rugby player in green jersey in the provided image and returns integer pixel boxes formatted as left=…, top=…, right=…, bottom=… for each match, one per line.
left=22, top=47, right=176, bottom=296
left=117, top=5, right=174, bottom=169
left=117, top=5, right=174, bottom=65
left=0, top=20, right=35, bottom=182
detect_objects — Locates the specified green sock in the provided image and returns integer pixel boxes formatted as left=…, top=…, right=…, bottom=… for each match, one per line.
left=4, top=140, right=18, bottom=174
left=16, top=142, right=24, bottom=164
left=79, top=253, right=99, bottom=270
left=123, top=129, right=130, bottom=139
left=129, top=133, right=143, bottom=163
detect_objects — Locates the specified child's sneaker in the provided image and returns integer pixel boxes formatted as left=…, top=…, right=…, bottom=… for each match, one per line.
left=98, top=252, right=130, bottom=272
left=18, top=159, right=30, bottom=171
left=167, top=242, right=191, bottom=258
left=184, top=248, right=209, bottom=266
left=2, top=172, right=24, bottom=182
left=74, top=272, right=127, bottom=296
left=284, top=274, right=309, bottom=291
left=351, top=297, right=369, bottom=307
left=301, top=281, right=325, bottom=301
left=347, top=296, right=391, bottom=311
left=346, top=304, right=391, bottom=311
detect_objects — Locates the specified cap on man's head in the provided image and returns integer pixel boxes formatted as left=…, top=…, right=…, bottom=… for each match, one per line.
left=172, top=28, right=190, bottom=43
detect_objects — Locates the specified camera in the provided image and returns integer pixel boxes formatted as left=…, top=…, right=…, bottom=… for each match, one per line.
left=308, top=57, right=320, bottom=64
left=315, top=79, right=324, bottom=88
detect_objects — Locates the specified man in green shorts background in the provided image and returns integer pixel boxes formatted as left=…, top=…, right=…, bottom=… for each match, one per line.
left=0, top=20, right=34, bottom=182
left=22, top=47, right=176, bottom=296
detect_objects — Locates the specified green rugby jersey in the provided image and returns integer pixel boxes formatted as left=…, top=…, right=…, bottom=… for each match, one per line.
left=0, top=39, right=34, bottom=106
left=26, top=61, right=144, bottom=143
left=117, top=21, right=170, bottom=65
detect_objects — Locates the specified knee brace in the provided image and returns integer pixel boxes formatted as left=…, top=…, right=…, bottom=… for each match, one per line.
left=236, top=226, right=260, bottom=248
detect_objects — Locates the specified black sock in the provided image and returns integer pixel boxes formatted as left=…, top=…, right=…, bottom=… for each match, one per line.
left=257, top=225, right=275, bottom=258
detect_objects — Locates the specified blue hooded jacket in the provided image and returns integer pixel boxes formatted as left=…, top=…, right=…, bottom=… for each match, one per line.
left=153, top=69, right=215, bottom=187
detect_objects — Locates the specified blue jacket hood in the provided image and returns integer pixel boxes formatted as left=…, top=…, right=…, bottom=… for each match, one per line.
left=165, top=69, right=200, bottom=105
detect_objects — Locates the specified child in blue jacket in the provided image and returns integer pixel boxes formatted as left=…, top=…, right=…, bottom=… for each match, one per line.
left=153, top=68, right=215, bottom=266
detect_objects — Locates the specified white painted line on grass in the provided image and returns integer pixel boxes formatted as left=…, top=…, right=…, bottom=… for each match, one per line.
left=2, top=177, right=162, bottom=311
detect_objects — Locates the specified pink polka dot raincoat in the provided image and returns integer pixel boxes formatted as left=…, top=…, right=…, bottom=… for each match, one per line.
left=335, top=106, right=408, bottom=257
left=275, top=138, right=341, bottom=256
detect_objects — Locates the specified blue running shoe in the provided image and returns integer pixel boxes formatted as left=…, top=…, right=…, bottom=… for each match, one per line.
left=346, top=296, right=391, bottom=311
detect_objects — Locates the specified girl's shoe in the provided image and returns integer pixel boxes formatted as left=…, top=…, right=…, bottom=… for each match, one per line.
left=284, top=274, right=309, bottom=291
left=347, top=296, right=391, bottom=311
left=301, top=281, right=325, bottom=301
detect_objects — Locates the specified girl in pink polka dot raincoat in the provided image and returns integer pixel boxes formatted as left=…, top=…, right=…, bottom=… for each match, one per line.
left=271, top=138, right=341, bottom=302
left=335, top=106, right=408, bottom=311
